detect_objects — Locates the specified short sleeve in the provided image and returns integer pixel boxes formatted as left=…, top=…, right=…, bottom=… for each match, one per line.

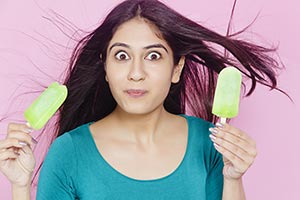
left=205, top=124, right=224, bottom=199
left=37, top=133, right=77, bottom=200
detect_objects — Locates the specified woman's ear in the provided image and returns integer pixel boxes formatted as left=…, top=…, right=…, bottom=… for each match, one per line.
left=171, top=56, right=185, bottom=83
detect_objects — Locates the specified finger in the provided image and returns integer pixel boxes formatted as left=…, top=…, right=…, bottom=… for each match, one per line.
left=7, top=123, right=33, bottom=134
left=18, top=145, right=34, bottom=156
left=213, top=143, right=249, bottom=174
left=0, top=149, right=19, bottom=161
left=209, top=128, right=257, bottom=157
left=209, top=127, right=249, bottom=148
left=215, top=123, right=256, bottom=146
left=210, top=134, right=256, bottom=165
left=7, top=123, right=37, bottom=145
left=7, top=131, right=33, bottom=146
left=0, top=138, right=27, bottom=150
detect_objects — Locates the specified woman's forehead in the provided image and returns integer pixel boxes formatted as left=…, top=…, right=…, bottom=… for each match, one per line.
left=109, top=17, right=168, bottom=48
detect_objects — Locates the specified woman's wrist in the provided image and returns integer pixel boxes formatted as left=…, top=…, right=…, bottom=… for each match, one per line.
left=12, top=183, right=31, bottom=189
left=222, top=177, right=245, bottom=200
left=224, top=176, right=243, bottom=182
left=12, top=184, right=31, bottom=200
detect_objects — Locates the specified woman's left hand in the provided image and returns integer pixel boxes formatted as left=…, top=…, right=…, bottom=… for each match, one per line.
left=209, top=123, right=257, bottom=180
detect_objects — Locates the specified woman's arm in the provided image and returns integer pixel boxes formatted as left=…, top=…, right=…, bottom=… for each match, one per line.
left=36, top=133, right=77, bottom=200
left=12, top=184, right=31, bottom=200
left=0, top=123, right=36, bottom=200
left=222, top=178, right=245, bottom=200
left=209, top=123, right=257, bottom=200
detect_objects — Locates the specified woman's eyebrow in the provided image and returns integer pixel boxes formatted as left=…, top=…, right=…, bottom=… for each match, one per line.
left=109, top=42, right=130, bottom=52
left=109, top=43, right=168, bottom=53
left=143, top=44, right=168, bottom=53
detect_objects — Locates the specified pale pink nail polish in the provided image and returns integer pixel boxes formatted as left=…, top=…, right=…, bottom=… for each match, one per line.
left=216, top=122, right=224, bottom=128
left=213, top=143, right=220, bottom=149
left=209, top=127, right=218, bottom=134
left=19, top=141, right=27, bottom=146
left=209, top=134, right=217, bottom=141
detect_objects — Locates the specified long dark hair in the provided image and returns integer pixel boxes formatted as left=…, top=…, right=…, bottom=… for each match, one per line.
left=57, top=0, right=281, bottom=137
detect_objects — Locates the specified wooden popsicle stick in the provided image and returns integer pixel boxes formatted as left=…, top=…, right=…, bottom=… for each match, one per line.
left=220, top=117, right=227, bottom=124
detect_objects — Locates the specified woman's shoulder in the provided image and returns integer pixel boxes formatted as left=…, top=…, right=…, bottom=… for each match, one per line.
left=57, top=122, right=92, bottom=140
left=182, top=115, right=222, bottom=170
left=181, top=114, right=214, bottom=131
left=49, top=122, right=92, bottom=152
left=42, top=123, right=93, bottom=171
left=181, top=114, right=214, bottom=147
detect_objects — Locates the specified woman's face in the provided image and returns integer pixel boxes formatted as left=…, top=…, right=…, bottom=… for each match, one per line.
left=105, top=17, right=184, bottom=115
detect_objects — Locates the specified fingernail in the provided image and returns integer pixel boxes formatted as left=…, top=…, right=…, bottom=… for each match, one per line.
left=213, top=143, right=220, bottom=150
left=25, top=123, right=34, bottom=132
left=19, top=141, right=27, bottom=146
left=25, top=128, right=33, bottom=133
left=26, top=122, right=32, bottom=128
left=209, top=134, right=216, bottom=141
left=209, top=127, right=218, bottom=134
left=216, top=122, right=224, bottom=128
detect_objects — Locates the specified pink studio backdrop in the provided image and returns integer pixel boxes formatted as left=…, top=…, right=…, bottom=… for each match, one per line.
left=0, top=0, right=299, bottom=199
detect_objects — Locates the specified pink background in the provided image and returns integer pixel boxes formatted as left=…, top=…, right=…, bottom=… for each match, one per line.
left=0, top=0, right=299, bottom=199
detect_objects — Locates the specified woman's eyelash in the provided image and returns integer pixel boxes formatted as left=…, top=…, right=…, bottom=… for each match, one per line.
left=115, top=51, right=130, bottom=60
left=113, top=50, right=162, bottom=60
left=146, top=51, right=162, bottom=60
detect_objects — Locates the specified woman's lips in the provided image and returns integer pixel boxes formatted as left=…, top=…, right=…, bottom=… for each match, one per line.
left=125, top=89, right=147, bottom=98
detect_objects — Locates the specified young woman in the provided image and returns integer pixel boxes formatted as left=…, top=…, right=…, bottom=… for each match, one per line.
left=1, top=0, right=281, bottom=199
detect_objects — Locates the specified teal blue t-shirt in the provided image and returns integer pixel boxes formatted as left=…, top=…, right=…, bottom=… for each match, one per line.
left=37, top=115, right=224, bottom=199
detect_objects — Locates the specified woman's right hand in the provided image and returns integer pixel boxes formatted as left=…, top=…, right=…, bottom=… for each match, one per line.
left=0, top=123, right=36, bottom=187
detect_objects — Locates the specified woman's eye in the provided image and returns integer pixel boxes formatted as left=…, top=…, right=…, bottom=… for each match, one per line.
left=115, top=51, right=130, bottom=60
left=145, top=52, right=161, bottom=60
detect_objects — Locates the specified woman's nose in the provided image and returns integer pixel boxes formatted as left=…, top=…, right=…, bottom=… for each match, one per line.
left=127, top=59, right=146, bottom=81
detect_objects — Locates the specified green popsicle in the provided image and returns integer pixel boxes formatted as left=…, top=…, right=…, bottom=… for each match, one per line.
left=24, top=82, right=68, bottom=130
left=212, top=67, right=242, bottom=123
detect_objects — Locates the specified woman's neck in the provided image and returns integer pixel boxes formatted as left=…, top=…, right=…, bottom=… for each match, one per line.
left=108, top=106, right=173, bottom=145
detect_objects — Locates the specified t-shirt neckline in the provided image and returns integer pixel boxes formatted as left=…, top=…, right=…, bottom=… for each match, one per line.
left=85, top=114, right=191, bottom=183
